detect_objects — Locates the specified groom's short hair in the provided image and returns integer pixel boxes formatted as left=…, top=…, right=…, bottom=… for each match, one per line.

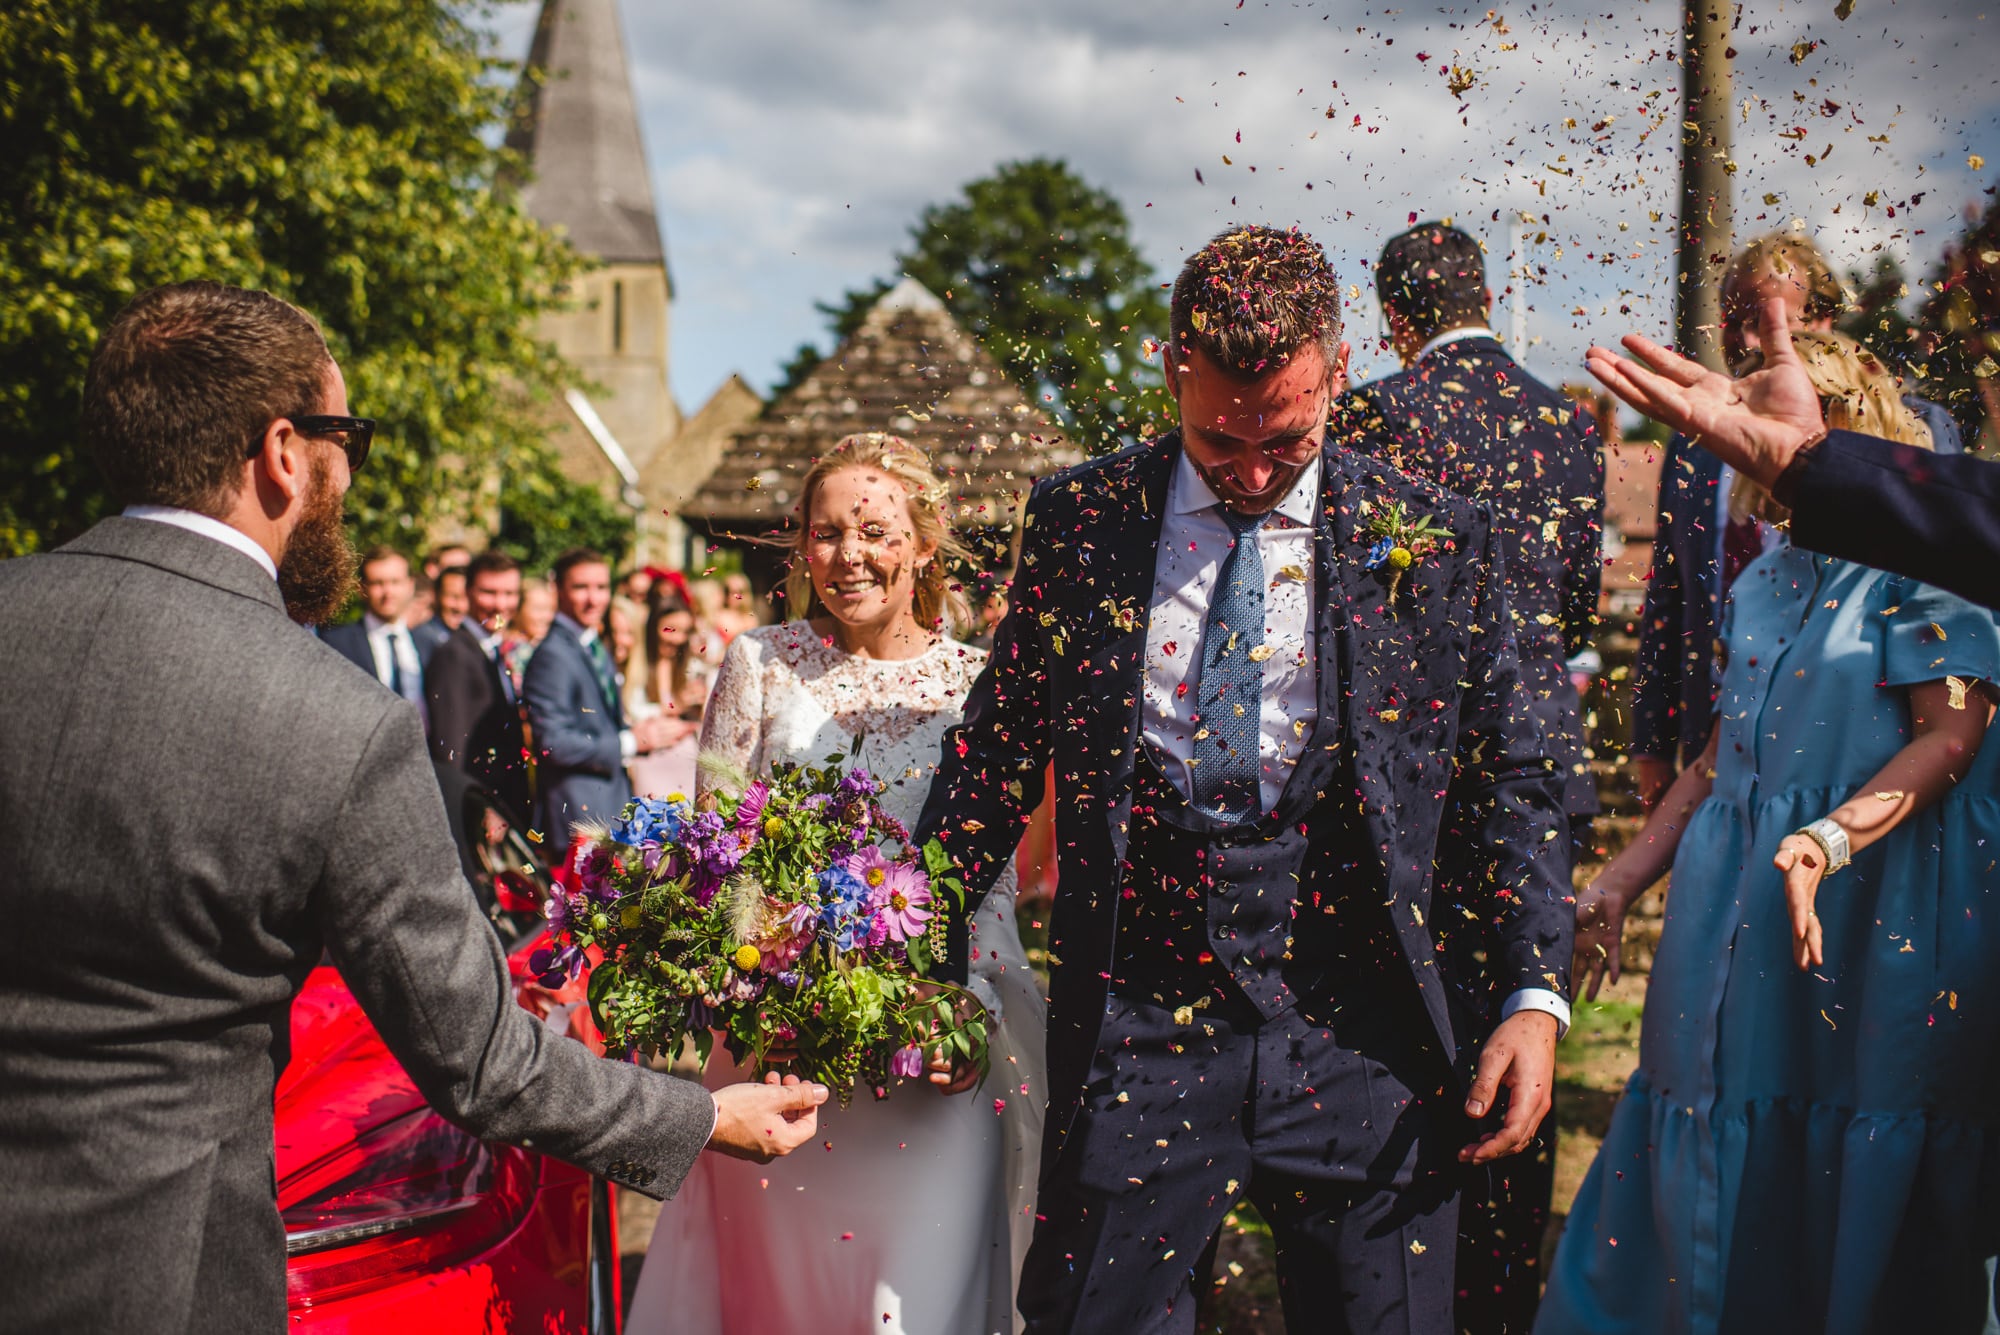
left=1375, top=222, right=1489, bottom=343
left=1170, top=225, right=1342, bottom=373
left=81, top=281, right=332, bottom=518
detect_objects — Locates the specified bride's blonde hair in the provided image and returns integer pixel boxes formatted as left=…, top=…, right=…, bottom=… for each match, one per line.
left=784, top=433, right=974, bottom=634
left=1729, top=330, right=1933, bottom=525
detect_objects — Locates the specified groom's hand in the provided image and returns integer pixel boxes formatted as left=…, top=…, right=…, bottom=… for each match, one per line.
left=1458, top=1009, right=1559, bottom=1165
left=707, top=1072, right=828, bottom=1161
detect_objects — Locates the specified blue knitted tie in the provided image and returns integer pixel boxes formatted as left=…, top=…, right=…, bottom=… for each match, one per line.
left=1190, top=506, right=1268, bottom=820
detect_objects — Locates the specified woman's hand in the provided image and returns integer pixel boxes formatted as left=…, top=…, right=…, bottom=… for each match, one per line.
left=1572, top=879, right=1630, bottom=1002
left=1773, top=833, right=1829, bottom=970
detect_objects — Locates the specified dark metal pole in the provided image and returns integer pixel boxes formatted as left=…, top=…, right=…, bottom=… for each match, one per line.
left=1677, top=0, right=1736, bottom=370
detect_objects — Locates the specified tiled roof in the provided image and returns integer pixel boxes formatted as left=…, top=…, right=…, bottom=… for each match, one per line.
left=684, top=279, right=1082, bottom=529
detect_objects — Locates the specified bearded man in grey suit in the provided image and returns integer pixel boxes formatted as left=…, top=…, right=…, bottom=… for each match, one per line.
left=0, top=282, right=826, bottom=1335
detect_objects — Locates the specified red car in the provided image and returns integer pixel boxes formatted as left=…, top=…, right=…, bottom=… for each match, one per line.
left=275, top=772, right=620, bottom=1332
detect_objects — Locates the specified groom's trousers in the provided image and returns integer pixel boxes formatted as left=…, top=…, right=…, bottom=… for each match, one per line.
left=1018, top=987, right=1460, bottom=1334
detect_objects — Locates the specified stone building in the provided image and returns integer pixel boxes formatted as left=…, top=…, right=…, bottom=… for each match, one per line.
left=507, top=0, right=763, bottom=568
left=683, top=278, right=1083, bottom=604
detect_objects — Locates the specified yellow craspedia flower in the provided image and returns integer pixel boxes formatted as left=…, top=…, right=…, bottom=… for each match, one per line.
left=733, top=944, right=761, bottom=972
left=764, top=816, right=784, bottom=838
left=666, top=792, right=687, bottom=803
left=1387, top=546, right=1414, bottom=570
left=620, top=904, right=642, bottom=929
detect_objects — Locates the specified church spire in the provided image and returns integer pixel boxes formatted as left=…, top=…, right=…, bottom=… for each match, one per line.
left=505, top=0, right=665, bottom=270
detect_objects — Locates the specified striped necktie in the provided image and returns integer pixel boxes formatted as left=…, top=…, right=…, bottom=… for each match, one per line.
left=1189, top=506, right=1268, bottom=820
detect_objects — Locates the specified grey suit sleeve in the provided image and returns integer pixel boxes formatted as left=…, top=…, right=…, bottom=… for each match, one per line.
left=313, top=701, right=714, bottom=1199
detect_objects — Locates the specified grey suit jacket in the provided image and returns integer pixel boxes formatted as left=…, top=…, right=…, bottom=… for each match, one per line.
left=521, top=618, right=632, bottom=843
left=0, top=518, right=713, bottom=1334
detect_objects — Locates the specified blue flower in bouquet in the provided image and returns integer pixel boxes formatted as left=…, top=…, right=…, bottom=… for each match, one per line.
left=611, top=796, right=685, bottom=850
left=1364, top=536, right=1395, bottom=571
left=819, top=863, right=879, bottom=951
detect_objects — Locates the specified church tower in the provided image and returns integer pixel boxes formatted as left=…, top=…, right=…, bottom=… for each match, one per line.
left=506, top=0, right=679, bottom=523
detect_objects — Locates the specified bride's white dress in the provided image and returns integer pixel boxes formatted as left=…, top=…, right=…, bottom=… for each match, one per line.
left=626, top=622, right=1047, bottom=1335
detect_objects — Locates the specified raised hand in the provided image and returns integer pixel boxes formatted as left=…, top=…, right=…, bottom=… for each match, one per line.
left=1584, top=297, right=1825, bottom=490
left=1571, top=879, right=1628, bottom=1003
left=707, top=1072, right=828, bottom=1161
left=1773, top=834, right=1828, bottom=970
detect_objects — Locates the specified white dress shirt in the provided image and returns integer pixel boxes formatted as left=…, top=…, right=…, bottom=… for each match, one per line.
left=1414, top=324, right=1502, bottom=363
left=363, top=613, right=426, bottom=718
left=1142, top=451, right=1319, bottom=813
left=1138, top=449, right=1569, bottom=1034
left=122, top=505, right=278, bottom=580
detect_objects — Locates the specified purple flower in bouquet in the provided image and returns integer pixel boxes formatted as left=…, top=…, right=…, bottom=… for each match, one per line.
left=683, top=809, right=744, bottom=905
left=891, top=1044, right=925, bottom=1079
left=544, top=889, right=575, bottom=936
left=571, top=844, right=623, bottom=903
left=529, top=941, right=583, bottom=988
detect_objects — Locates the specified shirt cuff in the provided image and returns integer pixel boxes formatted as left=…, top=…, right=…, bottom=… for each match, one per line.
left=704, top=1089, right=721, bottom=1148
left=619, top=728, right=637, bottom=760
left=1501, top=987, right=1571, bottom=1039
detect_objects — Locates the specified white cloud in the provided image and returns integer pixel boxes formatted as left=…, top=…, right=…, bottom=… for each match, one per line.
left=496, top=0, right=1999, bottom=408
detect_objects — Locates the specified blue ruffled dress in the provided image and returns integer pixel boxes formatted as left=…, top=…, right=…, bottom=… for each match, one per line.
left=1538, top=542, right=2000, bottom=1335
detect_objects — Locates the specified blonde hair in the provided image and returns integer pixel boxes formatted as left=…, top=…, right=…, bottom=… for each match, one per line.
left=783, top=433, right=974, bottom=634
left=1726, top=232, right=1848, bottom=325
left=1730, top=330, right=1933, bottom=524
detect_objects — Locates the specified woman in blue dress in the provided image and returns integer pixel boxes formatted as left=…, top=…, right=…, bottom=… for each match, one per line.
left=1538, top=331, right=2000, bottom=1335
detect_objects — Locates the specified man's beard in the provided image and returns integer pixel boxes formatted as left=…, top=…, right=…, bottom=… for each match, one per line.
left=278, top=456, right=358, bottom=625
left=1192, top=455, right=1310, bottom=516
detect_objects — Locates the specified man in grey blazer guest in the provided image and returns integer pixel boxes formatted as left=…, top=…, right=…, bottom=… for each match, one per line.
left=0, top=281, right=825, bottom=1335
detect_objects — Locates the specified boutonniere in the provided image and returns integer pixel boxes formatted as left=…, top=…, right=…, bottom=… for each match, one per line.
left=1357, top=499, right=1450, bottom=608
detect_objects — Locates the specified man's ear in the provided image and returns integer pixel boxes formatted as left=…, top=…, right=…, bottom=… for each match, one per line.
left=249, top=418, right=313, bottom=514
left=1327, top=340, right=1352, bottom=398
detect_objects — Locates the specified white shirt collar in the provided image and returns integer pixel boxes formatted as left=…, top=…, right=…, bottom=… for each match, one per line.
left=1171, top=446, right=1321, bottom=528
left=554, top=611, right=599, bottom=646
left=122, top=506, right=278, bottom=581
left=362, top=611, right=410, bottom=640
left=1414, top=325, right=1501, bottom=363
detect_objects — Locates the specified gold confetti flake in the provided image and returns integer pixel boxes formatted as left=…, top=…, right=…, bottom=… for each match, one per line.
left=1278, top=564, right=1309, bottom=583
left=1173, top=1005, right=1194, bottom=1024
left=1947, top=676, right=1969, bottom=710
left=1875, top=790, right=1906, bottom=802
left=1379, top=708, right=1400, bottom=722
left=1248, top=644, right=1276, bottom=662
left=1411, top=1239, right=1428, bottom=1255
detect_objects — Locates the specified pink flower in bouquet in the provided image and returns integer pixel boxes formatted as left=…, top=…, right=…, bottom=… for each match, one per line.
left=844, top=848, right=933, bottom=944
left=754, top=901, right=815, bottom=970
left=890, top=1044, right=925, bottom=1079
left=733, top=780, right=770, bottom=845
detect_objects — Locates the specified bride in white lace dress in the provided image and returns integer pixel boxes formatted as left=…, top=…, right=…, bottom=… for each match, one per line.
left=627, top=435, right=1046, bottom=1335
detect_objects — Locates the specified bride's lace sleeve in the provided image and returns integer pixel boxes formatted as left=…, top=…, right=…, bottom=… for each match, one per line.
left=696, top=632, right=766, bottom=801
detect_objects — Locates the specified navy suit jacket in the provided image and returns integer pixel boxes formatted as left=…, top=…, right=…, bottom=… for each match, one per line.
left=1333, top=335, right=1604, bottom=815
left=913, top=433, right=1571, bottom=1160
left=318, top=617, right=435, bottom=688
left=1789, top=430, right=2000, bottom=610
left=425, top=623, right=531, bottom=827
left=521, top=619, right=631, bottom=842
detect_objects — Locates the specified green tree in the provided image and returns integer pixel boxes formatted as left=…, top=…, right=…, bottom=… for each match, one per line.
left=495, top=456, right=635, bottom=575
left=782, top=158, right=1171, bottom=453
left=0, top=0, right=595, bottom=557
left=1837, top=254, right=1919, bottom=371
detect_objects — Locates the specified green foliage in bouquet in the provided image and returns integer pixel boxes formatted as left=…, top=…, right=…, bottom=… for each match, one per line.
left=534, top=759, right=990, bottom=1103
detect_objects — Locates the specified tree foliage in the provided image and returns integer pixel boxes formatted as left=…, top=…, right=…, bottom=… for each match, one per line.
left=780, top=158, right=1170, bottom=453
left=0, top=0, right=595, bottom=556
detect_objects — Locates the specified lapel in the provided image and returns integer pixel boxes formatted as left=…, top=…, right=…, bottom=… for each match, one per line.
left=1079, top=438, right=1176, bottom=804
left=1302, top=445, right=1397, bottom=871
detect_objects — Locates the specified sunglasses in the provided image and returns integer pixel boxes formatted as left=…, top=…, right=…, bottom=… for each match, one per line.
left=252, top=414, right=375, bottom=472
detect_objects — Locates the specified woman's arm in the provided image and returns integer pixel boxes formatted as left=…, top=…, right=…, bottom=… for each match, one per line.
left=1573, top=721, right=1720, bottom=1000
left=1776, top=678, right=1992, bottom=969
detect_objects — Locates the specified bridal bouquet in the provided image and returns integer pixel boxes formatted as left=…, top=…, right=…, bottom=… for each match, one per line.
left=530, top=760, right=990, bottom=1100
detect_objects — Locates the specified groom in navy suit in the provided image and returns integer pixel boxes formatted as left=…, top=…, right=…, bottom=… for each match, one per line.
left=916, top=226, right=1571, bottom=1333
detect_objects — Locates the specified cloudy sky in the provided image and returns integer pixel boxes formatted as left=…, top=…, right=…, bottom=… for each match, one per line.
left=490, top=0, right=1997, bottom=415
